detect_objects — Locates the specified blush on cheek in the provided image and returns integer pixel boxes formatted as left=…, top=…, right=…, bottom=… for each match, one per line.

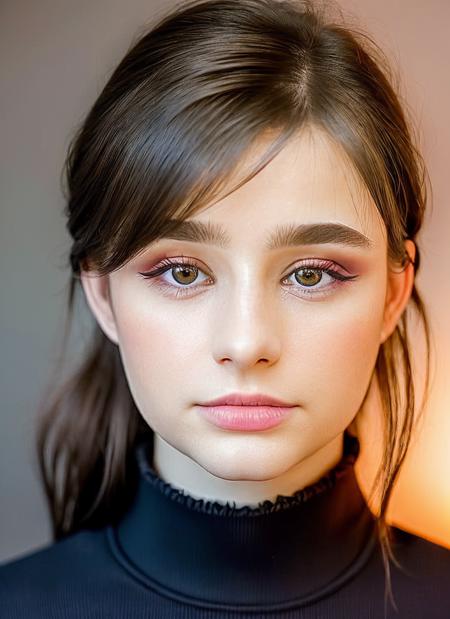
left=297, top=298, right=383, bottom=410
left=337, top=317, right=381, bottom=362
left=115, top=300, right=202, bottom=391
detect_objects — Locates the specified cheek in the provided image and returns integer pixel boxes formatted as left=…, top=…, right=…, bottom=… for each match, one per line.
left=289, top=287, right=385, bottom=416
left=111, top=290, right=204, bottom=416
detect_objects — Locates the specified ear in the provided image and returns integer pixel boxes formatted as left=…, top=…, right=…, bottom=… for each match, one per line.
left=80, top=269, right=119, bottom=345
left=380, top=239, right=416, bottom=344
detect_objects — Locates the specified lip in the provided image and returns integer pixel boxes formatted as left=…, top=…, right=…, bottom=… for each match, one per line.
left=199, top=392, right=296, bottom=407
left=196, top=392, right=297, bottom=431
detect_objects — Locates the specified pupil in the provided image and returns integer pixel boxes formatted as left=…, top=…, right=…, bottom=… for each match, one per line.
left=296, top=268, right=321, bottom=287
left=174, top=266, right=196, bottom=284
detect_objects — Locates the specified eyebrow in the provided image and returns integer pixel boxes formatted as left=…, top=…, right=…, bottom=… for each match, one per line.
left=159, top=220, right=374, bottom=251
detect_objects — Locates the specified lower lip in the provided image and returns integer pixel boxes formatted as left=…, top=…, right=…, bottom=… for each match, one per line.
left=196, top=405, right=295, bottom=431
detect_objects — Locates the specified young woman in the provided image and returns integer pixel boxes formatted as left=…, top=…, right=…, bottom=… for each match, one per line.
left=1, top=0, right=449, bottom=617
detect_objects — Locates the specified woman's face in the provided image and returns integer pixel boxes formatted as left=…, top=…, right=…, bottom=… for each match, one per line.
left=82, top=127, right=413, bottom=485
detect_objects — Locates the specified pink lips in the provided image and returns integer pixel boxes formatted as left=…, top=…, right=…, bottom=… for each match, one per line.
left=196, top=392, right=297, bottom=431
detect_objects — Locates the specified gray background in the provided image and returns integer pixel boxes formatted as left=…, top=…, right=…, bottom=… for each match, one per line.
left=1, top=0, right=449, bottom=563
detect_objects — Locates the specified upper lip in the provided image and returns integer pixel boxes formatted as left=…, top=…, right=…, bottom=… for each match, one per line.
left=199, top=392, right=296, bottom=407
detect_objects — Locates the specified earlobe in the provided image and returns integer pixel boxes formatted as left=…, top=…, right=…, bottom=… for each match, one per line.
left=80, top=270, right=120, bottom=345
left=380, top=239, right=416, bottom=344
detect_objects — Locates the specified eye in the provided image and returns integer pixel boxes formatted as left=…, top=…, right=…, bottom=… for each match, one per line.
left=138, top=256, right=358, bottom=299
left=138, top=256, right=211, bottom=298
left=281, top=259, right=358, bottom=297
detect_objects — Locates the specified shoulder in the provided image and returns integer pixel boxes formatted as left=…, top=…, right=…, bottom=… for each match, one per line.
left=376, top=526, right=450, bottom=616
left=0, top=528, right=110, bottom=579
left=0, top=527, right=124, bottom=616
left=389, top=525, right=450, bottom=577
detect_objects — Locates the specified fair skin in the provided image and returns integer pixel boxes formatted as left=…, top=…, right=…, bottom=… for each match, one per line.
left=81, top=126, right=415, bottom=507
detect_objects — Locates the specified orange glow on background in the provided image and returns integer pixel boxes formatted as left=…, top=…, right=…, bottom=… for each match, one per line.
left=339, top=0, right=450, bottom=552
left=355, top=338, right=450, bottom=548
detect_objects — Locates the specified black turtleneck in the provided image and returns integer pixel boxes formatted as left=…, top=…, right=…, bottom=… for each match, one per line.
left=111, top=431, right=377, bottom=610
left=1, top=431, right=450, bottom=618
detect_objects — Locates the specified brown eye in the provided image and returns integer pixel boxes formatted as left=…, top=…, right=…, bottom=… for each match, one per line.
left=172, top=265, right=199, bottom=285
left=294, top=268, right=322, bottom=287
left=138, top=256, right=212, bottom=298
left=282, top=260, right=358, bottom=298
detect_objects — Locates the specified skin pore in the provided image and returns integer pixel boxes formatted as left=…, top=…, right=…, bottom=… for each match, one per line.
left=80, top=125, right=415, bottom=507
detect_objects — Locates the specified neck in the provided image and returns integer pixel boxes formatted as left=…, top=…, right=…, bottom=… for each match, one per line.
left=109, top=431, right=378, bottom=608
left=152, top=432, right=344, bottom=507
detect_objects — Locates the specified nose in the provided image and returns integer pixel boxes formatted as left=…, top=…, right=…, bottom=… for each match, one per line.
left=212, top=282, right=282, bottom=371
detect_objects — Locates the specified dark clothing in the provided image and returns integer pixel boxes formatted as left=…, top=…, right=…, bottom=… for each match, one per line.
left=1, top=432, right=450, bottom=618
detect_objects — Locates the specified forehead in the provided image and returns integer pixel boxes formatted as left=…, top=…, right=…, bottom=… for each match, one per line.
left=189, top=126, right=386, bottom=246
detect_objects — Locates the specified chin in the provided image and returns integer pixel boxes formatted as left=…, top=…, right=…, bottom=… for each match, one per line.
left=194, top=449, right=298, bottom=482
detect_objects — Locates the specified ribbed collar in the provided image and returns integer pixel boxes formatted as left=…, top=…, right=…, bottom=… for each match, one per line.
left=107, top=431, right=378, bottom=611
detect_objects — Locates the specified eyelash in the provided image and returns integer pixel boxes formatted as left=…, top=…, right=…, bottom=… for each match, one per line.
left=138, top=255, right=358, bottom=299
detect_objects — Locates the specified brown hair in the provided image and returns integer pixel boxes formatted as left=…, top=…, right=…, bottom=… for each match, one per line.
left=36, top=0, right=433, bottom=612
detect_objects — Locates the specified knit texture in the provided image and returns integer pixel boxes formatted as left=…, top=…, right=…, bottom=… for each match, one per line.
left=1, top=432, right=450, bottom=618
